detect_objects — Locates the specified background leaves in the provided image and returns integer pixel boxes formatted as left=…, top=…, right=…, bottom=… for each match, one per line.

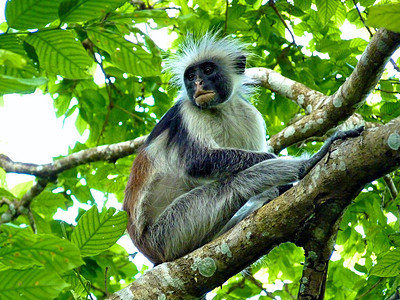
left=71, top=206, right=127, bottom=257
left=25, top=30, right=93, bottom=79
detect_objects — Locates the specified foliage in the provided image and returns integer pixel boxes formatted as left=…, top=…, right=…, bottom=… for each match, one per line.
left=0, top=0, right=400, bottom=299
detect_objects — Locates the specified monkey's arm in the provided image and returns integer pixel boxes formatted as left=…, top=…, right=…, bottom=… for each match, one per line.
left=187, top=127, right=364, bottom=179
left=186, top=148, right=277, bottom=177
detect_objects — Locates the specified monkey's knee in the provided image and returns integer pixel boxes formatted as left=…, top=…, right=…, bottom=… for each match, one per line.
left=278, top=184, right=293, bottom=195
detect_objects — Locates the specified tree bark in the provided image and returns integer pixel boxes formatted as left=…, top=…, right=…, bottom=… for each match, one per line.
left=247, top=28, right=400, bottom=153
left=109, top=117, right=400, bottom=299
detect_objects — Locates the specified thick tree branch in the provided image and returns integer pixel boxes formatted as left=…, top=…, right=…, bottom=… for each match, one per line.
left=247, top=28, right=400, bottom=152
left=246, top=67, right=325, bottom=111
left=110, top=118, right=400, bottom=299
left=296, top=205, right=342, bottom=300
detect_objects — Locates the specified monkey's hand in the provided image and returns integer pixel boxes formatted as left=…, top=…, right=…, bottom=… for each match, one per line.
left=330, top=126, right=365, bottom=142
left=299, top=126, right=364, bottom=179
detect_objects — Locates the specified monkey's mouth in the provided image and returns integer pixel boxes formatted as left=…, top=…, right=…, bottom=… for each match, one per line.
left=194, top=90, right=215, bottom=106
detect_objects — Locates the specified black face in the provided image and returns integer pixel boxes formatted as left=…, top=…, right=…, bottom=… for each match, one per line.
left=184, top=60, right=233, bottom=108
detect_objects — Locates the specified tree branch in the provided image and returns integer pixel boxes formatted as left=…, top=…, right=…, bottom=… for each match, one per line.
left=109, top=118, right=400, bottom=299
left=296, top=204, right=342, bottom=300
left=0, top=136, right=147, bottom=178
left=248, top=28, right=400, bottom=152
left=0, top=178, right=48, bottom=225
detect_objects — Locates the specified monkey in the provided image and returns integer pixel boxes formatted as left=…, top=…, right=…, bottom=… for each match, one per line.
left=123, top=33, right=363, bottom=265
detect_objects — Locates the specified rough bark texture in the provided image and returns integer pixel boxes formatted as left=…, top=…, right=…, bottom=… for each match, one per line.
left=247, top=29, right=400, bottom=153
left=109, top=118, right=400, bottom=299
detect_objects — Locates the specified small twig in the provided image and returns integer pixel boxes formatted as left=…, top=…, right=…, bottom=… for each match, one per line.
left=398, top=205, right=400, bottom=232
left=74, top=269, right=95, bottom=300
left=355, top=277, right=385, bottom=300
left=284, top=283, right=296, bottom=300
left=93, top=48, right=114, bottom=145
left=375, top=88, right=400, bottom=94
left=20, top=179, right=48, bottom=211
left=383, top=174, right=398, bottom=200
left=112, top=103, right=143, bottom=121
left=224, top=0, right=229, bottom=34
left=352, top=0, right=373, bottom=37
left=0, top=136, right=147, bottom=178
left=105, top=266, right=110, bottom=296
left=245, top=273, right=276, bottom=299
left=268, top=0, right=296, bottom=45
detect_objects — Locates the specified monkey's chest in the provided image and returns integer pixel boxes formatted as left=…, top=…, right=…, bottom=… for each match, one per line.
left=209, top=114, right=266, bottom=151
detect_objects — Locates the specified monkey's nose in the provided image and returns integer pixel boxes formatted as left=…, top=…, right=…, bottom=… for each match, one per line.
left=195, top=78, right=203, bottom=86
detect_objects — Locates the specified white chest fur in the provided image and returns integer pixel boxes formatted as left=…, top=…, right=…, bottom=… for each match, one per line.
left=181, top=97, right=267, bottom=151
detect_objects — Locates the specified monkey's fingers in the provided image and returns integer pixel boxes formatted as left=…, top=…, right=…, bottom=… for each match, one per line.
left=332, top=126, right=365, bottom=141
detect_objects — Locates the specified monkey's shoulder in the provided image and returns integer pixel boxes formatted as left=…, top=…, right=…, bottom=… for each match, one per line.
left=146, top=102, right=186, bottom=147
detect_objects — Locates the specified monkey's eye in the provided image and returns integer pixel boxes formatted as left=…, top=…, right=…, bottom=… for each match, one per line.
left=204, top=66, right=214, bottom=75
left=187, top=73, right=195, bottom=81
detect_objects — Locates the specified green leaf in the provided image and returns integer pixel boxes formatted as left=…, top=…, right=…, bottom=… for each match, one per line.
left=118, top=9, right=170, bottom=25
left=294, top=0, right=311, bottom=11
left=332, top=2, right=346, bottom=27
left=380, top=102, right=400, bottom=115
left=370, top=249, right=400, bottom=277
left=367, top=4, right=400, bottom=33
left=0, top=231, right=83, bottom=272
left=354, top=263, right=368, bottom=274
left=75, top=114, right=88, bottom=135
left=5, top=0, right=63, bottom=30
left=0, top=49, right=29, bottom=69
left=62, top=271, right=89, bottom=298
left=0, top=268, right=68, bottom=300
left=87, top=29, right=161, bottom=77
left=59, top=0, right=127, bottom=23
left=25, top=30, right=92, bottom=79
left=0, top=168, right=6, bottom=188
left=0, top=74, right=47, bottom=95
left=316, top=0, right=339, bottom=25
left=0, top=187, right=16, bottom=199
left=54, top=94, right=72, bottom=117
left=0, top=34, right=43, bottom=95
left=176, top=0, right=190, bottom=15
left=389, top=233, right=400, bottom=247
left=11, top=181, right=33, bottom=198
left=30, top=191, right=68, bottom=218
left=71, top=206, right=127, bottom=256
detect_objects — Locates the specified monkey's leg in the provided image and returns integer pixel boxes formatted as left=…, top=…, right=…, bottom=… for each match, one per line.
left=214, top=187, right=280, bottom=238
left=146, top=159, right=304, bottom=263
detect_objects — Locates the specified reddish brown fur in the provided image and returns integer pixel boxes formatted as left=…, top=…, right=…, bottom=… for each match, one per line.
left=123, top=147, right=160, bottom=263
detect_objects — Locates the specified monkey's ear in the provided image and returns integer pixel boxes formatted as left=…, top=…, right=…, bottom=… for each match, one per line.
left=234, top=55, right=246, bottom=74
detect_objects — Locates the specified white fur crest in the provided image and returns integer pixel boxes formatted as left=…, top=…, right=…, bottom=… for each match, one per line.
left=165, top=32, right=254, bottom=99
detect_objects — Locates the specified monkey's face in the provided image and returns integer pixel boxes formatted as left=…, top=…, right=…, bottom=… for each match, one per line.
left=184, top=60, right=232, bottom=108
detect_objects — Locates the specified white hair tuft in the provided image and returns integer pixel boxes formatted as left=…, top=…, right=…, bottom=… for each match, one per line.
left=165, top=32, right=254, bottom=99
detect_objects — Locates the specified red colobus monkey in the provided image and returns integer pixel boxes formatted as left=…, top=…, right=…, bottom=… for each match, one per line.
left=123, top=33, right=363, bottom=265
